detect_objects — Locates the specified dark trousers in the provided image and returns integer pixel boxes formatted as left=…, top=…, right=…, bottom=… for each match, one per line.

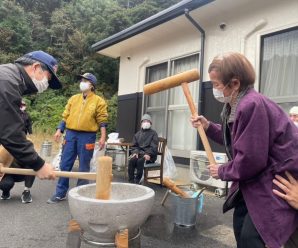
left=55, top=130, right=96, bottom=198
left=128, top=157, right=146, bottom=183
left=233, top=197, right=265, bottom=248
left=0, top=174, right=35, bottom=193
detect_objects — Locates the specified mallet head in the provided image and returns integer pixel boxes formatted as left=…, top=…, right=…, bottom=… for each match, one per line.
left=143, top=69, right=199, bottom=95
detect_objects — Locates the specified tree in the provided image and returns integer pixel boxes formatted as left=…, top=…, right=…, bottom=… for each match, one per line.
left=0, top=0, right=181, bottom=133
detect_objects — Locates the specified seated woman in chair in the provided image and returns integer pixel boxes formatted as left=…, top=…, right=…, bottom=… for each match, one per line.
left=128, top=114, right=158, bottom=184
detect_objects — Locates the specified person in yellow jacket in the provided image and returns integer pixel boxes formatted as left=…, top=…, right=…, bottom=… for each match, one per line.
left=47, top=73, right=108, bottom=204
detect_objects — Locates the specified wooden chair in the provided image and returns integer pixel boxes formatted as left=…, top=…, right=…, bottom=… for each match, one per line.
left=143, top=137, right=167, bottom=186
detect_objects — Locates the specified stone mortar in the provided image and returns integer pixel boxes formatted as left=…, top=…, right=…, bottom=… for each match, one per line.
left=68, top=182, right=155, bottom=243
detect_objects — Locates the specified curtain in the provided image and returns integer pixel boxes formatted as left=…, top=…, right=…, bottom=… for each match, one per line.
left=147, top=63, right=167, bottom=107
left=146, top=63, right=167, bottom=137
left=261, top=28, right=298, bottom=99
left=168, top=54, right=199, bottom=150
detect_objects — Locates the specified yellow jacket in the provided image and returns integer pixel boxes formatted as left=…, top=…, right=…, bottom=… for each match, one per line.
left=62, top=92, right=108, bottom=132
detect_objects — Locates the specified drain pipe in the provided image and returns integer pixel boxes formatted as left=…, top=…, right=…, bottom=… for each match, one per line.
left=184, top=9, right=205, bottom=110
left=137, top=56, right=150, bottom=132
left=184, top=9, right=205, bottom=150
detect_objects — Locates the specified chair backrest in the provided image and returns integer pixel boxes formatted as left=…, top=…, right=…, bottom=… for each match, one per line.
left=157, top=137, right=167, bottom=165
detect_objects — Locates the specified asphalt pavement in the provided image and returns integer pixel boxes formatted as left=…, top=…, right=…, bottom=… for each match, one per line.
left=0, top=170, right=236, bottom=248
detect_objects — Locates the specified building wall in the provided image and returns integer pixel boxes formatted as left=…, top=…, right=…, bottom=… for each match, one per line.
left=201, top=0, right=298, bottom=91
left=118, top=0, right=298, bottom=97
left=114, top=0, right=297, bottom=181
left=118, top=27, right=202, bottom=96
left=116, top=0, right=297, bottom=144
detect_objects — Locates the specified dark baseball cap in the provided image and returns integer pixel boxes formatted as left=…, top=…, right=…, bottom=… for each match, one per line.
left=78, top=73, right=97, bottom=85
left=24, top=51, right=62, bottom=89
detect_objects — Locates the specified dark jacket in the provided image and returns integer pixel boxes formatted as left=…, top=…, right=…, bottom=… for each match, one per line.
left=207, top=89, right=298, bottom=248
left=131, top=128, right=158, bottom=162
left=0, top=63, right=44, bottom=171
left=21, top=111, right=32, bottom=135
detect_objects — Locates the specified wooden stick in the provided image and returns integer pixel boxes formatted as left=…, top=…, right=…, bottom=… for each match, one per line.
left=68, top=219, right=81, bottom=232
left=95, top=156, right=113, bottom=200
left=0, top=167, right=96, bottom=181
left=181, top=82, right=216, bottom=165
left=163, top=178, right=190, bottom=198
left=115, top=229, right=128, bottom=248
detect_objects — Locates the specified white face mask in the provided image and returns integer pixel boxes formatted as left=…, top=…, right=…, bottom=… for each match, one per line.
left=32, top=76, right=49, bottom=93
left=212, top=87, right=233, bottom=103
left=142, top=122, right=151, bottom=129
left=294, top=122, right=298, bottom=128
left=80, top=82, right=90, bottom=92
left=20, top=106, right=26, bottom=111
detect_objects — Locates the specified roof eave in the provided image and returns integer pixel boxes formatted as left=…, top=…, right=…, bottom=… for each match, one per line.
left=91, top=0, right=214, bottom=52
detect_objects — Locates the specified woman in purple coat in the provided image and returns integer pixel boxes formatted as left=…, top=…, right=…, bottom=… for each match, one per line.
left=191, top=52, right=298, bottom=248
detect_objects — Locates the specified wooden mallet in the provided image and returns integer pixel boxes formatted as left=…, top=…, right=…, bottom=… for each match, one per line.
left=0, top=146, right=113, bottom=194
left=143, top=69, right=216, bottom=165
left=0, top=165, right=97, bottom=181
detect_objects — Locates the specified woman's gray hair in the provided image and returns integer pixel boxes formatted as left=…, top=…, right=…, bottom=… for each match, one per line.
left=15, top=56, right=48, bottom=71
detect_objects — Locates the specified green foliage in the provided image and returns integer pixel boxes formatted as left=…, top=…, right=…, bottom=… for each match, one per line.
left=106, top=94, right=118, bottom=134
left=0, top=0, right=179, bottom=134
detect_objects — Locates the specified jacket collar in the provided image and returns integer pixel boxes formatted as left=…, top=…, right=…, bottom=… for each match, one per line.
left=15, top=63, right=38, bottom=95
left=82, top=91, right=95, bottom=99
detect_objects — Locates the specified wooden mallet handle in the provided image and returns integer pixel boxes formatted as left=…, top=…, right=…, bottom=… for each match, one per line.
left=181, top=82, right=216, bottom=165
left=0, top=167, right=96, bottom=180
left=163, top=178, right=190, bottom=198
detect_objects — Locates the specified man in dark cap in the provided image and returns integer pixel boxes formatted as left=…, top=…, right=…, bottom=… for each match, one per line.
left=48, top=72, right=108, bottom=203
left=0, top=50, right=62, bottom=180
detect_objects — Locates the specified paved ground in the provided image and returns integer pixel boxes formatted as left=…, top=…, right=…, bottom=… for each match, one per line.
left=0, top=169, right=236, bottom=248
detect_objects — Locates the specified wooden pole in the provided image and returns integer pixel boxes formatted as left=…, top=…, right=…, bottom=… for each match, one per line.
left=181, top=82, right=216, bottom=165
left=115, top=229, right=129, bottom=248
left=0, top=166, right=97, bottom=181
left=163, top=178, right=190, bottom=198
left=95, top=156, right=113, bottom=200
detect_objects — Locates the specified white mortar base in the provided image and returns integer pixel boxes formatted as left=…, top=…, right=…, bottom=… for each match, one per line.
left=68, top=183, right=155, bottom=243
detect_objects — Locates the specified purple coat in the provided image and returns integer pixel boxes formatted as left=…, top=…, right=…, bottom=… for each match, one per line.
left=206, top=89, right=298, bottom=248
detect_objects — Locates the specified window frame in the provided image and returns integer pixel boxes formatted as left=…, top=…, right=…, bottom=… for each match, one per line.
left=144, top=52, right=200, bottom=156
left=259, top=25, right=298, bottom=103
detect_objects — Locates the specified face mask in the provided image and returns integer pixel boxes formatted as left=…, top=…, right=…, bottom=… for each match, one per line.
left=20, top=106, right=26, bottom=111
left=142, top=122, right=151, bottom=129
left=80, top=82, right=90, bottom=92
left=212, top=87, right=233, bottom=103
left=294, top=122, right=298, bottom=128
left=32, top=76, right=49, bottom=93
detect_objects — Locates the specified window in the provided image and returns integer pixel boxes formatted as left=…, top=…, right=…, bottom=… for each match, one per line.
left=145, top=63, right=168, bottom=138
left=145, top=53, right=199, bottom=156
left=260, top=27, right=298, bottom=112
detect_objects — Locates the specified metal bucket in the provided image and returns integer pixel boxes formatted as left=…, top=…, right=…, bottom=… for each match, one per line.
left=170, top=190, right=202, bottom=227
left=40, top=140, right=52, bottom=157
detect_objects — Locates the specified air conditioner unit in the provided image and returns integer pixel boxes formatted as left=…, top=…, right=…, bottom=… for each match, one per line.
left=190, top=150, right=229, bottom=190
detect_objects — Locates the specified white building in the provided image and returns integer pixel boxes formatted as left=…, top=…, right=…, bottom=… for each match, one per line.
left=92, top=0, right=298, bottom=164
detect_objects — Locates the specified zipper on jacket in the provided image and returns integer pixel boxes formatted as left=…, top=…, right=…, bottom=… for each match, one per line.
left=77, top=97, right=87, bottom=128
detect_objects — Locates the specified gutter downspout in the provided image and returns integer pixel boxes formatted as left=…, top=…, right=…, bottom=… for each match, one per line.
left=137, top=57, right=150, bottom=132
left=184, top=9, right=205, bottom=150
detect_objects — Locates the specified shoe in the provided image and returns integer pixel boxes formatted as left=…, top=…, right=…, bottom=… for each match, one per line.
left=47, top=195, right=66, bottom=204
left=0, top=191, right=11, bottom=200
left=21, top=190, right=32, bottom=204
